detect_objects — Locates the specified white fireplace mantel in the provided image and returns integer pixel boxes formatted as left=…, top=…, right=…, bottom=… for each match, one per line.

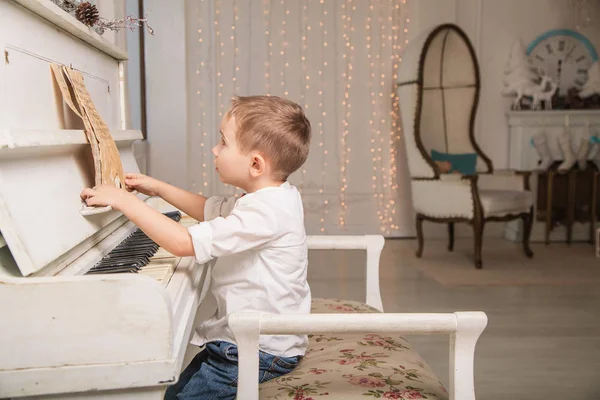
left=507, top=110, right=600, bottom=171
left=506, top=109, right=600, bottom=243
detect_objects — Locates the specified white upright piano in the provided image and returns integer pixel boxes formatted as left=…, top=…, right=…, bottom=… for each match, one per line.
left=0, top=1, right=210, bottom=398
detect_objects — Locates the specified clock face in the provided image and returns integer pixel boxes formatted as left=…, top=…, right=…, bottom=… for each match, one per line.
left=527, top=30, right=598, bottom=96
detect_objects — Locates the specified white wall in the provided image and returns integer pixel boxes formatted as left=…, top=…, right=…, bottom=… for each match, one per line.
left=143, top=0, right=189, bottom=189
left=125, top=0, right=142, bottom=132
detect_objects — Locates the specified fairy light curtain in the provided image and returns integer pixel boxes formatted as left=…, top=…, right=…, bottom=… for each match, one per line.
left=185, top=0, right=412, bottom=236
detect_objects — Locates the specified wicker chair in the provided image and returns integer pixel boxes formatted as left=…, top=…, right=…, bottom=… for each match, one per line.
left=396, top=24, right=534, bottom=268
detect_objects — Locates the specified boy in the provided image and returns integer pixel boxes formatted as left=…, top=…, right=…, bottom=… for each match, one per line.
left=81, top=95, right=312, bottom=399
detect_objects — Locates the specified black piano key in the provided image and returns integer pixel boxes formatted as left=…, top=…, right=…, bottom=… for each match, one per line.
left=119, top=236, right=156, bottom=246
left=95, top=259, right=146, bottom=268
left=106, top=248, right=156, bottom=257
left=164, top=211, right=182, bottom=221
left=101, top=252, right=149, bottom=260
left=85, top=211, right=179, bottom=276
left=124, top=236, right=155, bottom=243
left=111, top=243, right=158, bottom=251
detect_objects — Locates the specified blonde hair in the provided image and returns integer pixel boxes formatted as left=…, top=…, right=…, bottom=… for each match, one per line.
left=227, top=95, right=311, bottom=180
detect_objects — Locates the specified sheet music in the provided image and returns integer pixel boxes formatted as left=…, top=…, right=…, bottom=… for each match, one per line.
left=66, top=69, right=125, bottom=188
left=52, top=64, right=125, bottom=188
left=51, top=64, right=102, bottom=186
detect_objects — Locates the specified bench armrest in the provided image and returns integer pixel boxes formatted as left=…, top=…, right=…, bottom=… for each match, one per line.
left=307, top=235, right=384, bottom=311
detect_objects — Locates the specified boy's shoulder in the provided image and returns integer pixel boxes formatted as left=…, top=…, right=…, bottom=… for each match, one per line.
left=237, top=184, right=304, bottom=221
left=240, top=182, right=300, bottom=204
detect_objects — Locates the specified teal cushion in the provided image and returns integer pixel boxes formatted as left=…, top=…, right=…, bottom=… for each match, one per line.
left=431, top=150, right=477, bottom=175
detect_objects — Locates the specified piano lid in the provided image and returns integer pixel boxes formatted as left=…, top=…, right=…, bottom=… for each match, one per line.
left=0, top=129, right=143, bottom=276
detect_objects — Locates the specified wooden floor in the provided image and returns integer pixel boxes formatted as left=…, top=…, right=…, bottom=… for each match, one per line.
left=308, top=238, right=600, bottom=400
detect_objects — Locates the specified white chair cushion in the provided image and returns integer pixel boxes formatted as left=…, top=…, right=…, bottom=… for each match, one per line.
left=259, top=298, right=449, bottom=400
left=479, top=189, right=533, bottom=218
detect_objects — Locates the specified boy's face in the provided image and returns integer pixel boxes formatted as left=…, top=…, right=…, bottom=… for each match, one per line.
left=212, top=114, right=251, bottom=188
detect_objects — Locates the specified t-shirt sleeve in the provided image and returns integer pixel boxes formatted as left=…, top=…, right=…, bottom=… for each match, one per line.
left=188, top=199, right=280, bottom=264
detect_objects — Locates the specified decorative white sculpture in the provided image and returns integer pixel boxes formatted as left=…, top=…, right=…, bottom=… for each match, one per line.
left=503, top=41, right=538, bottom=84
left=579, top=61, right=600, bottom=98
left=503, top=40, right=539, bottom=108
left=507, top=74, right=557, bottom=110
left=531, top=74, right=559, bottom=110
left=503, top=40, right=558, bottom=110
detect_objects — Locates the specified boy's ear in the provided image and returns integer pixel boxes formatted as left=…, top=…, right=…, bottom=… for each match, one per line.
left=249, top=153, right=266, bottom=177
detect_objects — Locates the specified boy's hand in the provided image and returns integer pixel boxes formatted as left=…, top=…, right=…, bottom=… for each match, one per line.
left=80, top=185, right=135, bottom=211
left=124, top=173, right=161, bottom=196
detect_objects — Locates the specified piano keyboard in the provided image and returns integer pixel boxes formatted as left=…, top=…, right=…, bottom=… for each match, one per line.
left=86, top=211, right=195, bottom=285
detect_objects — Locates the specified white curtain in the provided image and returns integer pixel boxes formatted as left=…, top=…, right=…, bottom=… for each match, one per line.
left=184, top=0, right=413, bottom=236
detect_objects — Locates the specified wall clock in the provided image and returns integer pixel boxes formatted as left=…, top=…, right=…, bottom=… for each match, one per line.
left=526, top=29, right=598, bottom=96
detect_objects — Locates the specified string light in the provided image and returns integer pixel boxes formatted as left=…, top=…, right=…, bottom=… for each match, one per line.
left=214, top=0, right=230, bottom=194
left=215, top=0, right=224, bottom=118
left=403, top=0, right=409, bottom=45
left=378, top=1, right=389, bottom=232
left=195, top=0, right=208, bottom=195
left=232, top=0, right=239, bottom=94
left=319, top=0, right=328, bottom=233
left=367, top=3, right=384, bottom=233
left=384, top=0, right=399, bottom=234
left=192, top=0, right=412, bottom=233
left=363, top=0, right=410, bottom=234
left=299, top=0, right=309, bottom=193
left=229, top=0, right=241, bottom=197
left=339, top=0, right=354, bottom=229
left=390, top=0, right=410, bottom=233
left=281, top=0, right=288, bottom=97
left=264, top=0, right=271, bottom=94
left=386, top=0, right=409, bottom=233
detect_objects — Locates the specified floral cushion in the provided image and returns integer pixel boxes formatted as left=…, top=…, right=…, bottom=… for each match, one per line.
left=259, top=298, right=449, bottom=400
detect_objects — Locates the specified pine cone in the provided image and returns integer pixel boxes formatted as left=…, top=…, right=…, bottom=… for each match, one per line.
left=75, top=2, right=99, bottom=27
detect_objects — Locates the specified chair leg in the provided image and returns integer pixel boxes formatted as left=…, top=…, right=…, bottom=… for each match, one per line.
left=473, top=218, right=484, bottom=269
left=522, top=208, right=534, bottom=258
left=448, top=222, right=455, bottom=252
left=416, top=214, right=424, bottom=258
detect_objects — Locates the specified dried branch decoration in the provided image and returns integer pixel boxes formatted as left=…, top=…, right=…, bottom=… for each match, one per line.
left=95, top=14, right=154, bottom=36
left=50, top=0, right=154, bottom=36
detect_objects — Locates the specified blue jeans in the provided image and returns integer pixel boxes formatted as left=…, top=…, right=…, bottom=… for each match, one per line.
left=164, top=341, right=300, bottom=400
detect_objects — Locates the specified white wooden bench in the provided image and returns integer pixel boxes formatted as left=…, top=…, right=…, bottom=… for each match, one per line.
left=229, top=235, right=488, bottom=400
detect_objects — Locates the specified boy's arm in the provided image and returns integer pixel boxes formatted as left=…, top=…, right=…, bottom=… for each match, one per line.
left=156, top=181, right=207, bottom=222
left=119, top=196, right=195, bottom=257
left=81, top=186, right=195, bottom=257
left=80, top=185, right=277, bottom=262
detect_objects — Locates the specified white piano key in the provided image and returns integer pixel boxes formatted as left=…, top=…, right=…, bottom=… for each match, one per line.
left=80, top=204, right=113, bottom=216
left=152, top=248, right=175, bottom=259
left=139, top=260, right=177, bottom=285
left=179, top=216, right=198, bottom=228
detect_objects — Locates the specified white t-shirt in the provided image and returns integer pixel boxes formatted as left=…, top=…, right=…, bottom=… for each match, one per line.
left=187, top=182, right=311, bottom=357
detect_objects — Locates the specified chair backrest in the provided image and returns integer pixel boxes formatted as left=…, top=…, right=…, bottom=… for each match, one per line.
left=397, top=24, right=492, bottom=178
